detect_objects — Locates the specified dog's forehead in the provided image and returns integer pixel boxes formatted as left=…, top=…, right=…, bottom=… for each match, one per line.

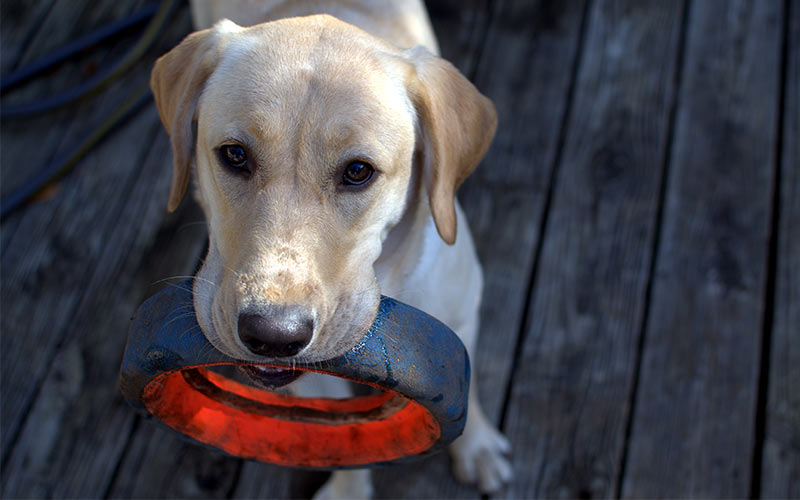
left=208, top=17, right=408, bottom=115
left=200, top=19, right=414, bottom=161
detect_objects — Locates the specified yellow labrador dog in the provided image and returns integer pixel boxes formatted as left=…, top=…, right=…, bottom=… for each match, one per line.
left=151, top=0, right=511, bottom=496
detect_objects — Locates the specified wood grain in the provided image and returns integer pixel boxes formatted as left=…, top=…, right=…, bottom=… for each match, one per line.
left=423, top=0, right=489, bottom=74
left=0, top=0, right=189, bottom=454
left=0, top=0, right=794, bottom=497
left=0, top=55, right=154, bottom=452
left=109, top=421, right=242, bottom=499
left=621, top=0, right=783, bottom=497
left=0, top=0, right=56, bottom=74
left=461, top=0, right=588, bottom=425
left=0, top=3, right=200, bottom=496
left=0, top=107, right=208, bottom=498
left=761, top=0, right=799, bottom=496
left=0, top=103, right=158, bottom=496
left=0, top=0, right=152, bottom=253
left=500, top=0, right=685, bottom=498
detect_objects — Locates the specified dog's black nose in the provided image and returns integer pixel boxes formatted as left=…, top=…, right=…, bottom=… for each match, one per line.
left=237, top=307, right=313, bottom=357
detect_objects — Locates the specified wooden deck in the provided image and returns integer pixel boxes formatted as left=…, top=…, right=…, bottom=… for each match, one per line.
left=1, top=0, right=797, bottom=498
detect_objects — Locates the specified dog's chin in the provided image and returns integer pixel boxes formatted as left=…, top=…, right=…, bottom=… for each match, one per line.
left=238, top=364, right=304, bottom=388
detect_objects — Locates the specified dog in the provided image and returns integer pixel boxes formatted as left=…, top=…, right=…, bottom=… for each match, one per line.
left=150, top=0, right=512, bottom=497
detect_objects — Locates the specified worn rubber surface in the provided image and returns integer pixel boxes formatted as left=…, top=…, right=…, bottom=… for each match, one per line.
left=120, top=279, right=469, bottom=468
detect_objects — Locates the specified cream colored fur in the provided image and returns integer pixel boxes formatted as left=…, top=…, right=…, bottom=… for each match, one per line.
left=151, top=0, right=512, bottom=496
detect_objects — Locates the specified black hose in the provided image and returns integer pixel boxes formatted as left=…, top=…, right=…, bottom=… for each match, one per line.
left=0, top=3, right=159, bottom=94
left=4, top=0, right=58, bottom=75
left=0, top=0, right=175, bottom=119
left=0, top=83, right=153, bottom=221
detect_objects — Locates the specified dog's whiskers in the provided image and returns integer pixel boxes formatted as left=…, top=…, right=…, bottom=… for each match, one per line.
left=177, top=220, right=209, bottom=232
left=153, top=275, right=218, bottom=288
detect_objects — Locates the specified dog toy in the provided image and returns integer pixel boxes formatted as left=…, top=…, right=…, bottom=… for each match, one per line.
left=120, top=280, right=469, bottom=468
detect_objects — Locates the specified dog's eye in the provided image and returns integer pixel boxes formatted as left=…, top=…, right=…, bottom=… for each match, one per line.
left=218, top=144, right=249, bottom=174
left=342, top=161, right=374, bottom=186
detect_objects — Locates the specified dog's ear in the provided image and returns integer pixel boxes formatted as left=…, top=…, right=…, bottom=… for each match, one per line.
left=404, top=46, right=497, bottom=245
left=150, top=20, right=239, bottom=211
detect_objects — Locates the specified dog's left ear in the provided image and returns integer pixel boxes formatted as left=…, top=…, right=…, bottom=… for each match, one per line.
left=404, top=46, right=497, bottom=245
left=151, top=20, right=239, bottom=211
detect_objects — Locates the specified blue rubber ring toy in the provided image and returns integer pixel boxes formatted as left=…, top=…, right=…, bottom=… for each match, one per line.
left=120, top=279, right=469, bottom=468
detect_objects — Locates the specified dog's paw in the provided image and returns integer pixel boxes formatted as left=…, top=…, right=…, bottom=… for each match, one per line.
left=449, top=422, right=512, bottom=494
left=313, top=469, right=373, bottom=500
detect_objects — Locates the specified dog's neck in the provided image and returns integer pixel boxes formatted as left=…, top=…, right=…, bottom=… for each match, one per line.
left=191, top=0, right=440, bottom=55
left=373, top=177, right=440, bottom=299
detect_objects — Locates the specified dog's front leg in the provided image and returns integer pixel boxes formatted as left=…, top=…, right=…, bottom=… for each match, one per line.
left=290, top=374, right=375, bottom=500
left=448, top=312, right=513, bottom=494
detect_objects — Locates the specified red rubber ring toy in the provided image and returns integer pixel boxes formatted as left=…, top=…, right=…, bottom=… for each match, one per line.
left=120, top=279, right=470, bottom=468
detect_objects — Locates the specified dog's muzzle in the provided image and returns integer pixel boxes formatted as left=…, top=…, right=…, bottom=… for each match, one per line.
left=119, top=279, right=470, bottom=469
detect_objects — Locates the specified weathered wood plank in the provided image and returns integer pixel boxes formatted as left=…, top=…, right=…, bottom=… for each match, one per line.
left=499, top=0, right=685, bottom=498
left=0, top=69, right=153, bottom=454
left=11, top=1, right=125, bottom=70
left=1, top=72, right=207, bottom=496
left=1, top=104, right=161, bottom=497
left=1, top=0, right=149, bottom=127
left=109, top=420, right=242, bottom=499
left=621, top=0, right=783, bottom=497
left=462, top=0, right=588, bottom=426
left=0, top=2, right=188, bottom=456
left=423, top=0, right=488, bottom=74
left=0, top=0, right=56, bottom=74
left=231, top=459, right=330, bottom=499
left=0, top=0, right=152, bottom=253
left=761, top=0, right=799, bottom=496
left=4, top=24, right=241, bottom=500
left=0, top=0, right=192, bottom=479
left=228, top=461, right=294, bottom=499
left=0, top=105, right=206, bottom=498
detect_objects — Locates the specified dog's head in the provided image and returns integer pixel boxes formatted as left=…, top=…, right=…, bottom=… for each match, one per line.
left=151, top=15, right=495, bottom=366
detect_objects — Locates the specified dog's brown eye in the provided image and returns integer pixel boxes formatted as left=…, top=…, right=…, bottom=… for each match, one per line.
left=342, top=161, right=374, bottom=186
left=219, top=144, right=249, bottom=173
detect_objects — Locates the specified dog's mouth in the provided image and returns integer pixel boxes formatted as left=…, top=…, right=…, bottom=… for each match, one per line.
left=238, top=365, right=303, bottom=388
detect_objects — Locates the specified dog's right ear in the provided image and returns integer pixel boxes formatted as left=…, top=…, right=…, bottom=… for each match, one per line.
left=150, top=20, right=239, bottom=211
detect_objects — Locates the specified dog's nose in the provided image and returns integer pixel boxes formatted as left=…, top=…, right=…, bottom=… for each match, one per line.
left=237, top=306, right=313, bottom=357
